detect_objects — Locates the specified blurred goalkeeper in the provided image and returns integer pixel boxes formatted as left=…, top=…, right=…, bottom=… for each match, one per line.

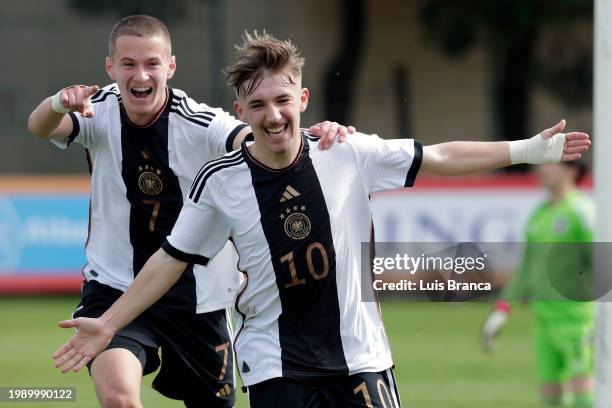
left=481, top=160, right=594, bottom=407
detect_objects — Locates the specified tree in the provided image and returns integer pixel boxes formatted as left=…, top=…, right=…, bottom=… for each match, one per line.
left=419, top=0, right=592, bottom=166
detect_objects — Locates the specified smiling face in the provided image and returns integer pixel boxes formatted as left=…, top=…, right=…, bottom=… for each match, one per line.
left=105, top=34, right=176, bottom=125
left=234, top=70, right=309, bottom=168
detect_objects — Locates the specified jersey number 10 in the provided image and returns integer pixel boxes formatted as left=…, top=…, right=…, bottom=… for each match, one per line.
left=280, top=242, right=330, bottom=288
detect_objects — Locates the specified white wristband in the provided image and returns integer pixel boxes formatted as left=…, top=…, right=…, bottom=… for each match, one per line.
left=51, top=90, right=71, bottom=114
left=508, top=132, right=566, bottom=165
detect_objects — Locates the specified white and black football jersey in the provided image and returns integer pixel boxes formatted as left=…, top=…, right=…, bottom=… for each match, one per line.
left=163, top=132, right=422, bottom=385
left=51, top=84, right=246, bottom=313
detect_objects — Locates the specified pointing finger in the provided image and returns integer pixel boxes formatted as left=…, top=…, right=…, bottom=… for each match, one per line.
left=85, top=85, right=99, bottom=97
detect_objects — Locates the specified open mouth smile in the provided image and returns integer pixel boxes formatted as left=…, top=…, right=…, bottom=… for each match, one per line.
left=130, top=86, right=153, bottom=98
left=265, top=124, right=289, bottom=135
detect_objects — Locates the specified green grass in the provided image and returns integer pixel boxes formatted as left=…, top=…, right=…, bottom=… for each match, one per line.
left=0, top=297, right=542, bottom=407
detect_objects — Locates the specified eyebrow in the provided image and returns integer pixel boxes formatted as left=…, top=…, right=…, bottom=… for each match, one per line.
left=118, top=57, right=162, bottom=63
left=247, top=92, right=292, bottom=106
left=247, top=99, right=263, bottom=107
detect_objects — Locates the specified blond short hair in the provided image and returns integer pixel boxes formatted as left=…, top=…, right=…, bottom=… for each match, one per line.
left=225, top=31, right=305, bottom=97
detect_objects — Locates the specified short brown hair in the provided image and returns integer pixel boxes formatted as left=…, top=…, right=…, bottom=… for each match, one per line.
left=225, top=31, right=305, bottom=97
left=108, top=15, right=171, bottom=57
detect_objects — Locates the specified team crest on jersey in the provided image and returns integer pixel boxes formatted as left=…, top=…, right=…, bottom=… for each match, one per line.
left=280, top=204, right=311, bottom=240
left=138, top=165, right=163, bottom=195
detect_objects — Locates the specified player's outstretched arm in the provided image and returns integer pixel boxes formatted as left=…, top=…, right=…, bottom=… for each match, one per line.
left=27, top=85, right=99, bottom=139
left=52, top=248, right=187, bottom=373
left=420, top=120, right=590, bottom=176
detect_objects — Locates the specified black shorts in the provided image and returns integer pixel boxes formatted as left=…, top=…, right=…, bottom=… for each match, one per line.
left=73, top=280, right=234, bottom=407
left=247, top=369, right=401, bottom=408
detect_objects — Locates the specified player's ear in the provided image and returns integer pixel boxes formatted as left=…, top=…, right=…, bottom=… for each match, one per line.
left=167, top=55, right=176, bottom=80
left=300, top=87, right=309, bottom=113
left=105, top=56, right=115, bottom=81
left=234, top=100, right=245, bottom=122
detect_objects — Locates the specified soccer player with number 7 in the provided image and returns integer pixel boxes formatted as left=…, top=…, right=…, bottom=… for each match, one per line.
left=28, top=16, right=353, bottom=408
left=51, top=31, right=590, bottom=407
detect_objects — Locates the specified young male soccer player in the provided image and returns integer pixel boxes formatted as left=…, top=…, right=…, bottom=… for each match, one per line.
left=51, top=32, right=590, bottom=407
left=481, top=161, right=594, bottom=407
left=28, top=17, right=352, bottom=408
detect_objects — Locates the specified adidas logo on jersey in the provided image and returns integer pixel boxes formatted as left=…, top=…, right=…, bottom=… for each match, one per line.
left=280, top=185, right=301, bottom=202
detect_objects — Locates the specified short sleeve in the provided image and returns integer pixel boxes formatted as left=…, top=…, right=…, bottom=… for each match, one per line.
left=49, top=83, right=122, bottom=150
left=178, top=95, right=247, bottom=156
left=348, top=134, right=422, bottom=194
left=163, top=185, right=231, bottom=266
left=204, top=106, right=247, bottom=155
left=49, top=112, right=95, bottom=150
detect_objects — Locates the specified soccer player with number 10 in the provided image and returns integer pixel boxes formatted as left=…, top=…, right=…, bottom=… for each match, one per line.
left=52, top=31, right=590, bottom=407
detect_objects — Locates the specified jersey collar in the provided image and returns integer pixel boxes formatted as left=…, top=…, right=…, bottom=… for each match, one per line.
left=241, top=131, right=310, bottom=173
left=120, top=87, right=172, bottom=128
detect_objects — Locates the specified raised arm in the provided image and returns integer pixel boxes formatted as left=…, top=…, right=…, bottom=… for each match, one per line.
left=52, top=248, right=186, bottom=372
left=27, top=85, right=99, bottom=139
left=421, top=120, right=590, bottom=176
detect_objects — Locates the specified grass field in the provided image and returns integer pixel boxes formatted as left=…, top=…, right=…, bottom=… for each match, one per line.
left=0, top=297, right=542, bottom=407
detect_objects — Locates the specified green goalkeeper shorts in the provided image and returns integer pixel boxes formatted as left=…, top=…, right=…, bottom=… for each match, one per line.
left=534, top=324, right=593, bottom=383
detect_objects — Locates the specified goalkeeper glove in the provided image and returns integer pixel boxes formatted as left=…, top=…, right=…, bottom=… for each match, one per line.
left=481, top=301, right=510, bottom=353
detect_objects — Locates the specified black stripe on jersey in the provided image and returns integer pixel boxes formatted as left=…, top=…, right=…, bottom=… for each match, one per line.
left=188, top=150, right=242, bottom=197
left=225, top=124, right=249, bottom=152
left=192, top=157, right=245, bottom=203
left=90, top=88, right=104, bottom=101
left=67, top=112, right=80, bottom=146
left=91, top=88, right=120, bottom=104
left=245, top=134, right=349, bottom=378
left=405, top=140, right=423, bottom=187
left=174, top=100, right=216, bottom=122
left=171, top=108, right=211, bottom=128
left=177, top=98, right=216, bottom=121
left=188, top=152, right=244, bottom=203
left=169, top=97, right=217, bottom=128
left=120, top=92, right=197, bottom=311
left=162, top=239, right=210, bottom=266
